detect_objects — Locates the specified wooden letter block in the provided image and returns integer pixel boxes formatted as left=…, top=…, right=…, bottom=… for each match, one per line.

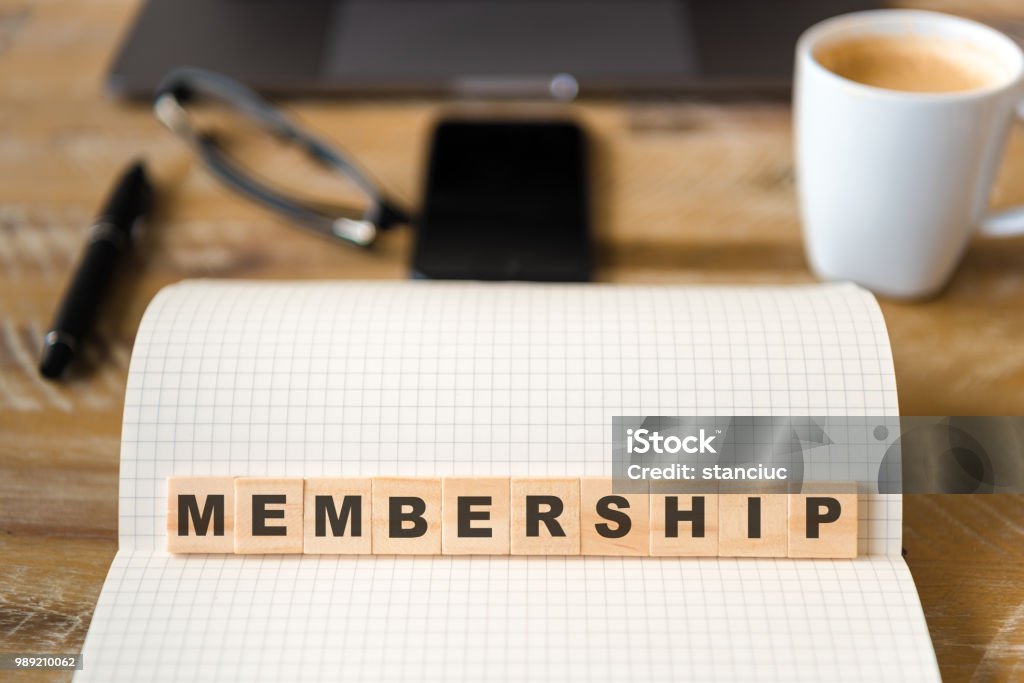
left=372, top=477, right=442, bottom=555
left=303, top=478, right=372, bottom=555
left=649, top=490, right=719, bottom=557
left=167, top=477, right=235, bottom=554
left=718, top=494, right=787, bottom=557
left=510, top=478, right=580, bottom=555
left=580, top=478, right=649, bottom=556
left=234, top=478, right=304, bottom=554
left=788, top=484, right=858, bottom=559
left=442, top=477, right=510, bottom=555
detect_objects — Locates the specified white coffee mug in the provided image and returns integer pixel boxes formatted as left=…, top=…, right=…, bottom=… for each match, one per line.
left=795, top=10, right=1024, bottom=299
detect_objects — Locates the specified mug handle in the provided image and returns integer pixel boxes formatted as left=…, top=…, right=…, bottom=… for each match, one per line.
left=979, top=99, right=1024, bottom=237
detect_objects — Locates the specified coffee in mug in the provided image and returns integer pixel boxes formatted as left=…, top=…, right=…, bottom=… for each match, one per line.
left=814, top=33, right=1004, bottom=93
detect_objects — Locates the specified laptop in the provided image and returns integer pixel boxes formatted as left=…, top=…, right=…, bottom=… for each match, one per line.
left=107, top=0, right=876, bottom=99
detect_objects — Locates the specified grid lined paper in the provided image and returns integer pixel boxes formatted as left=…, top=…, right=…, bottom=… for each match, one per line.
left=77, top=281, right=938, bottom=682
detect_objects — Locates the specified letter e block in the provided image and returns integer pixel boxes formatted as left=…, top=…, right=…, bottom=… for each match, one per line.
left=372, top=477, right=441, bottom=555
left=510, top=478, right=580, bottom=555
left=719, top=494, right=787, bottom=557
left=442, top=477, right=510, bottom=555
left=304, top=478, right=372, bottom=555
left=580, top=478, right=649, bottom=556
left=788, top=484, right=858, bottom=559
left=167, top=477, right=235, bottom=554
left=234, top=478, right=304, bottom=554
left=649, top=491, right=718, bottom=557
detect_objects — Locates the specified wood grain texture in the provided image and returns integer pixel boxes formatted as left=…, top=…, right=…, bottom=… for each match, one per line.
left=0, top=0, right=1022, bottom=680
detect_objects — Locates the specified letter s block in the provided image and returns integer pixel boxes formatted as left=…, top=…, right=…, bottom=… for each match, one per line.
left=580, top=478, right=649, bottom=556
left=234, top=478, right=304, bottom=554
left=788, top=484, right=858, bottom=558
left=167, top=477, right=235, bottom=554
left=372, top=477, right=442, bottom=555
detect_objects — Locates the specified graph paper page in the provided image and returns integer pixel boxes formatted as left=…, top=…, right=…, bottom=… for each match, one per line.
left=78, top=281, right=939, bottom=681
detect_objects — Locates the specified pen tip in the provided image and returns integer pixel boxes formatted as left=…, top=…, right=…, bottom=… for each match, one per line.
left=39, top=339, right=74, bottom=380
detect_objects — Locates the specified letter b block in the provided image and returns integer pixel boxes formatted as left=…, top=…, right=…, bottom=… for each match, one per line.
left=788, top=484, right=858, bottom=558
left=372, top=477, right=442, bottom=555
left=167, top=477, right=235, bottom=554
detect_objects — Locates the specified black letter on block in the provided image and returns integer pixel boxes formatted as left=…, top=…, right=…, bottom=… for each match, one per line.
left=252, top=494, right=287, bottom=536
left=806, top=497, right=841, bottom=539
left=747, top=497, right=762, bottom=539
left=390, top=497, right=428, bottom=538
left=526, top=495, right=566, bottom=537
left=315, top=495, right=362, bottom=537
left=458, top=496, right=492, bottom=538
left=178, top=494, right=224, bottom=536
left=595, top=495, right=632, bottom=538
left=665, top=496, right=705, bottom=538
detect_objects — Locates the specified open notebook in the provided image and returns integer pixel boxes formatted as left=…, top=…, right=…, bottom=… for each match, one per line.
left=78, top=281, right=939, bottom=682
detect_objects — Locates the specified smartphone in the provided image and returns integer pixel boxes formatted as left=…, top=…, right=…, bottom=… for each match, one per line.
left=412, top=120, right=591, bottom=281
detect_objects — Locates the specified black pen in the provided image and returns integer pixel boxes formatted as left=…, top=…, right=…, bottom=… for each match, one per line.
left=39, top=160, right=153, bottom=379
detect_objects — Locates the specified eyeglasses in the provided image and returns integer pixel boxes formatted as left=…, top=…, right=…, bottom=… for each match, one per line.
left=154, top=68, right=410, bottom=248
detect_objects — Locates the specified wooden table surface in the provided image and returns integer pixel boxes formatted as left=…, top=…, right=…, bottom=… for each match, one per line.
left=2, top=1, right=1024, bottom=681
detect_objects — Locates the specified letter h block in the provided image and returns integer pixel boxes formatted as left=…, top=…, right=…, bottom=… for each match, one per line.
left=649, top=485, right=719, bottom=557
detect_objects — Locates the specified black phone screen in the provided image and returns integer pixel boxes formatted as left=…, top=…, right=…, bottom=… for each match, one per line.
left=412, top=120, right=591, bottom=281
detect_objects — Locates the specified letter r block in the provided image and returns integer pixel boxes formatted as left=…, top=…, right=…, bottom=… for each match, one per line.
left=371, top=477, right=442, bottom=555
left=167, top=477, right=235, bottom=554
left=442, top=477, right=510, bottom=555
left=510, top=478, right=580, bottom=555
left=234, top=478, right=304, bottom=554
left=303, top=478, right=373, bottom=555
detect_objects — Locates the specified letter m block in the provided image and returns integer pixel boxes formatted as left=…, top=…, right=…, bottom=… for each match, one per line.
left=167, top=477, right=235, bottom=553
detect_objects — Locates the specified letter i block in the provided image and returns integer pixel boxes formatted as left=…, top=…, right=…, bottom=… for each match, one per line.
left=579, top=478, right=650, bottom=556
left=718, top=493, right=787, bottom=557
left=788, top=484, right=858, bottom=559
left=372, top=477, right=442, bottom=555
left=303, top=478, right=373, bottom=555
left=234, top=478, right=304, bottom=554
left=649, top=488, right=719, bottom=557
left=442, top=477, right=510, bottom=555
left=167, top=477, right=235, bottom=553
left=510, top=478, right=580, bottom=555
